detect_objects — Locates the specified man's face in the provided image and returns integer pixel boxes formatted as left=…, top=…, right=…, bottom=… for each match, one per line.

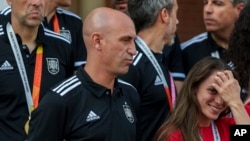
left=7, top=0, right=44, bottom=27
left=164, top=0, right=179, bottom=45
left=203, top=0, right=241, bottom=33
left=102, top=18, right=136, bottom=75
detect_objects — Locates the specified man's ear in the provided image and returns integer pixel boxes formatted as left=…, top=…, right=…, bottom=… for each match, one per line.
left=6, top=0, right=12, bottom=6
left=235, top=3, right=245, bottom=15
left=91, top=32, right=102, bottom=50
left=160, top=8, right=170, bottom=24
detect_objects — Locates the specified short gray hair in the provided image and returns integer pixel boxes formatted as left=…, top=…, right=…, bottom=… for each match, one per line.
left=128, top=0, right=175, bottom=33
left=231, top=0, right=247, bottom=6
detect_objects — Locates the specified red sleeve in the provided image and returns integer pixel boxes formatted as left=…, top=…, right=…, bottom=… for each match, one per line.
left=167, top=130, right=184, bottom=141
left=245, top=103, right=250, bottom=116
left=224, top=103, right=250, bottom=125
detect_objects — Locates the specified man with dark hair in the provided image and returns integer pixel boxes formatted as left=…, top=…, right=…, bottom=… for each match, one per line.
left=181, top=0, right=247, bottom=75
left=119, top=0, right=179, bottom=140
left=111, top=0, right=185, bottom=93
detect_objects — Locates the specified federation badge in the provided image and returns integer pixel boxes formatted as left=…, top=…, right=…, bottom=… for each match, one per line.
left=46, top=58, right=59, bottom=75
left=60, top=29, right=72, bottom=43
left=123, top=102, right=134, bottom=123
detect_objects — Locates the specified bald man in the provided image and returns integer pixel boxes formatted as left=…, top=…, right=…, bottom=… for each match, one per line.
left=27, top=7, right=140, bottom=141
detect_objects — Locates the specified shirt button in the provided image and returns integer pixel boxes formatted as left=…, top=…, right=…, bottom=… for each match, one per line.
left=26, top=54, right=30, bottom=58
left=106, top=91, right=109, bottom=95
left=22, top=45, right=26, bottom=49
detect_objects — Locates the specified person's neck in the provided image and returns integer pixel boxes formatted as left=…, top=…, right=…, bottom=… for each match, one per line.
left=44, top=2, right=57, bottom=22
left=84, top=62, right=115, bottom=94
left=211, top=29, right=232, bottom=50
left=137, top=28, right=165, bottom=53
left=11, top=18, right=38, bottom=53
left=198, top=115, right=212, bottom=127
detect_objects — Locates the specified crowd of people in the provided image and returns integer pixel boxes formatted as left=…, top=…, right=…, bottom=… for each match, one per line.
left=0, top=0, right=249, bottom=141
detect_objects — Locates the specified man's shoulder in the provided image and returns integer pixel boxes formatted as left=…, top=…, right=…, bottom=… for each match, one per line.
left=56, top=8, right=82, bottom=21
left=0, top=15, right=7, bottom=37
left=132, top=44, right=152, bottom=67
left=118, top=79, right=137, bottom=92
left=117, top=79, right=140, bottom=102
left=0, top=6, right=10, bottom=25
left=181, top=32, right=209, bottom=51
left=42, top=27, right=71, bottom=45
left=50, top=75, right=82, bottom=97
left=0, top=6, right=11, bottom=16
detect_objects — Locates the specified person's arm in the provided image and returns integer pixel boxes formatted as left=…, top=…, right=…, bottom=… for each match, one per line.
left=167, top=130, right=184, bottom=141
left=230, top=101, right=250, bottom=124
left=73, top=19, right=87, bottom=69
left=164, top=35, right=185, bottom=94
left=213, top=70, right=250, bottom=124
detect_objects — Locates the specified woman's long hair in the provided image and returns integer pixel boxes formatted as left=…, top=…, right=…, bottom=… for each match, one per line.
left=155, top=57, right=235, bottom=141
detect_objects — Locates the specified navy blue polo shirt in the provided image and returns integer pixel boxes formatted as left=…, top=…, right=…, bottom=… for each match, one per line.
left=119, top=38, right=175, bottom=141
left=0, top=13, right=73, bottom=141
left=181, top=33, right=248, bottom=100
left=42, top=8, right=87, bottom=70
left=181, top=32, right=226, bottom=75
left=27, top=67, right=140, bottom=141
left=163, top=35, right=185, bottom=81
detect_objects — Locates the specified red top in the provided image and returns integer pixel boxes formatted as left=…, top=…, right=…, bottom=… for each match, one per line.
left=167, top=104, right=250, bottom=141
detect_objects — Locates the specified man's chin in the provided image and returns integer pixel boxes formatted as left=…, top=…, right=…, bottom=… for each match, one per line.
left=118, top=68, right=129, bottom=76
left=168, top=38, right=175, bottom=46
left=205, top=27, right=219, bottom=33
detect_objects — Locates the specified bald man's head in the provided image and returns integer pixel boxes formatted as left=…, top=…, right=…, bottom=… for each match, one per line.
left=83, top=7, right=134, bottom=48
left=82, top=7, right=136, bottom=77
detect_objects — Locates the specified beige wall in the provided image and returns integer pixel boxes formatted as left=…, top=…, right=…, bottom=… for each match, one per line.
left=68, top=0, right=204, bottom=42
left=69, top=0, right=106, bottom=19
left=0, top=1, right=105, bottom=17
left=0, top=0, right=105, bottom=18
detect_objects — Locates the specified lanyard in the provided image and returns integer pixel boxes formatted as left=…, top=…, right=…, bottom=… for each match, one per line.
left=6, top=22, right=43, bottom=114
left=32, top=45, right=43, bottom=108
left=135, top=36, right=176, bottom=112
left=53, top=13, right=60, bottom=33
left=169, top=72, right=176, bottom=108
left=211, top=121, right=221, bottom=141
left=200, top=121, right=221, bottom=141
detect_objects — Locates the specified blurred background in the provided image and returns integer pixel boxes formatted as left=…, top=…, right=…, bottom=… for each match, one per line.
left=0, top=0, right=207, bottom=42
left=68, top=0, right=205, bottom=42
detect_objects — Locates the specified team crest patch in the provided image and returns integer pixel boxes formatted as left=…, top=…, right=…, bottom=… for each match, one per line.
left=123, top=102, right=134, bottom=123
left=60, top=29, right=72, bottom=43
left=46, top=58, right=59, bottom=75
